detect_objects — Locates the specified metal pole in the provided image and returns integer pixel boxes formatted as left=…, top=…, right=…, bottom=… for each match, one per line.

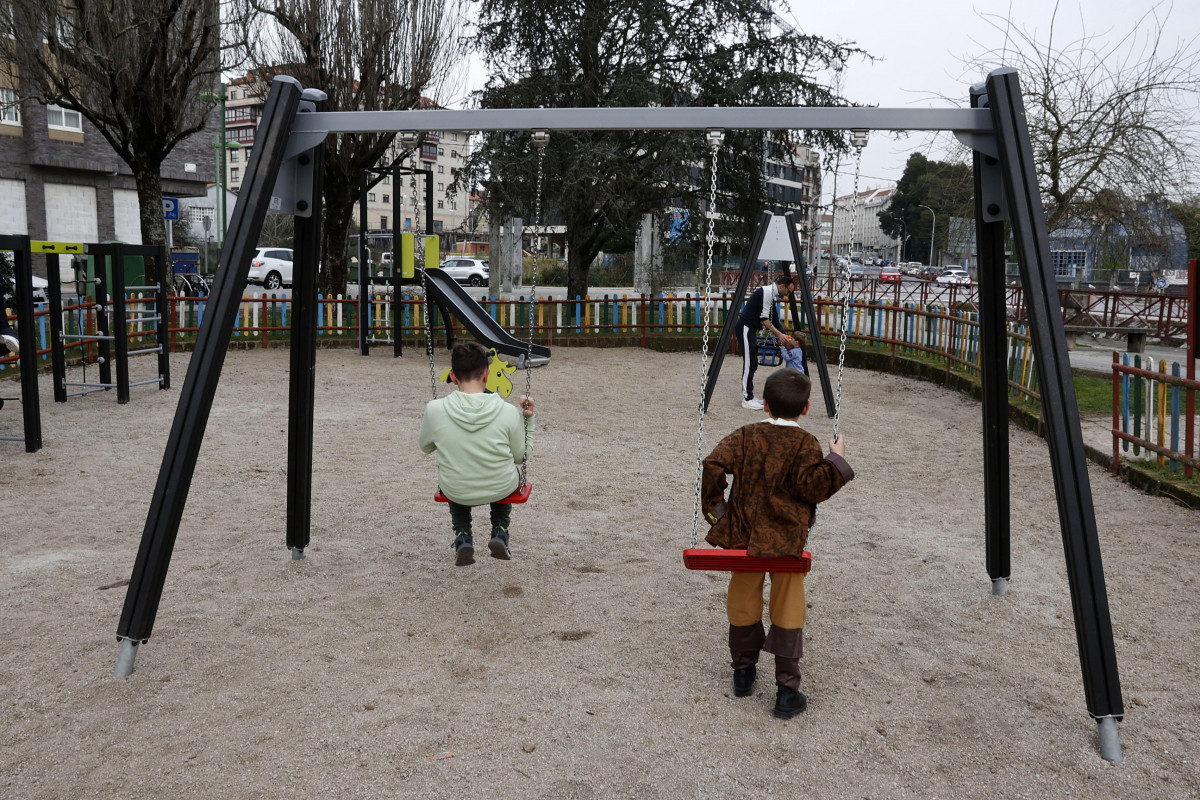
left=286, top=90, right=327, bottom=559
left=115, top=76, right=305, bottom=675
left=918, top=204, right=935, bottom=267
left=987, top=66, right=1124, bottom=762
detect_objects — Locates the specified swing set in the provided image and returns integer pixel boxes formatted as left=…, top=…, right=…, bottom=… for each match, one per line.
left=112, top=69, right=1126, bottom=762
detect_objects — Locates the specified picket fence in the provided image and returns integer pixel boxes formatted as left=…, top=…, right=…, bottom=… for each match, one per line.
left=1112, top=352, right=1198, bottom=482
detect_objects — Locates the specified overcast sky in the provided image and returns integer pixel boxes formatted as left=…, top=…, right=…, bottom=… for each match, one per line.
left=451, top=1, right=1200, bottom=203
left=785, top=0, right=1200, bottom=198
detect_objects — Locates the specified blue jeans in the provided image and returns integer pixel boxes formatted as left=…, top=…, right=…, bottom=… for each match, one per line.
left=448, top=501, right=512, bottom=535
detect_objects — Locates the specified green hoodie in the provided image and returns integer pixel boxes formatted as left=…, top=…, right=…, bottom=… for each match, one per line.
left=418, top=390, right=535, bottom=506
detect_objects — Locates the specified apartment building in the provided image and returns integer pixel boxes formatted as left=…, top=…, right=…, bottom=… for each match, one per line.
left=0, top=85, right=213, bottom=248
left=222, top=73, right=473, bottom=237
left=829, top=186, right=897, bottom=261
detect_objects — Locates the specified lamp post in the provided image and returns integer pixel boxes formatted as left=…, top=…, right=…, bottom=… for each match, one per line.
left=918, top=204, right=936, bottom=267
left=200, top=85, right=241, bottom=248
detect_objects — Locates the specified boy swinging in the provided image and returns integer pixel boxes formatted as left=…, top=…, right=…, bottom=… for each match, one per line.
left=702, top=369, right=853, bottom=718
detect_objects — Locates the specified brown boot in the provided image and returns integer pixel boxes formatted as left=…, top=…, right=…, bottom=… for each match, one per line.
left=729, top=623, right=765, bottom=697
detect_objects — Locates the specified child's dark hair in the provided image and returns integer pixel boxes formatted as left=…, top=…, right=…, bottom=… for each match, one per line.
left=451, top=341, right=489, bottom=381
left=763, top=369, right=811, bottom=418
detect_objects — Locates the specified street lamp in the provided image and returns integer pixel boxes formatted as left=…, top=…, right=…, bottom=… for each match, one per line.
left=200, top=85, right=241, bottom=247
left=917, top=204, right=936, bottom=267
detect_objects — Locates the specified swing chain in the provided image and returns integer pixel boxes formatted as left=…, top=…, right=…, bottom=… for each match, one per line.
left=414, top=170, right=437, bottom=400
left=833, top=129, right=868, bottom=440
left=691, top=129, right=723, bottom=548
left=518, top=132, right=549, bottom=486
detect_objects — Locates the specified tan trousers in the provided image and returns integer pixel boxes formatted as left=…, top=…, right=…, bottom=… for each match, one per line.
left=726, top=571, right=807, bottom=629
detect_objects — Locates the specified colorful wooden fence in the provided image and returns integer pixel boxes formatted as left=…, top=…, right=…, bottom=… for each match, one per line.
left=1111, top=352, right=1198, bottom=481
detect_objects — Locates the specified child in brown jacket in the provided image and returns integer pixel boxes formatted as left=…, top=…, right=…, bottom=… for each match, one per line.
left=702, top=368, right=853, bottom=718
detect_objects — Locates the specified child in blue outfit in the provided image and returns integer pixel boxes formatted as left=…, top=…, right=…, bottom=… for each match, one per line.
left=781, top=330, right=807, bottom=375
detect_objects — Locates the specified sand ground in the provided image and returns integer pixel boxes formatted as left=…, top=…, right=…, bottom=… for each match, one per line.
left=2, top=346, right=1198, bottom=799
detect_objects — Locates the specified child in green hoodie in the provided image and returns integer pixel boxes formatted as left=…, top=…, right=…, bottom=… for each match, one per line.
left=419, top=341, right=536, bottom=565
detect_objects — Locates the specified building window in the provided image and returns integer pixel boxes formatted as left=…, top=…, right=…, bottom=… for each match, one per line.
left=1051, top=250, right=1086, bottom=278
left=437, top=147, right=444, bottom=156
left=437, top=165, right=444, bottom=173
left=437, top=200, right=443, bottom=209
left=0, top=88, right=20, bottom=125
left=449, top=200, right=456, bottom=210
left=382, top=176, right=390, bottom=185
left=451, top=132, right=458, bottom=141
left=229, top=149, right=238, bottom=163
left=383, top=194, right=389, bottom=204
left=437, top=182, right=444, bottom=191
left=46, top=104, right=82, bottom=132
left=228, top=90, right=237, bottom=100
left=230, top=167, right=240, bottom=181
left=368, top=193, right=376, bottom=202
left=420, top=142, right=436, bottom=160
left=451, top=150, right=458, bottom=159
left=381, top=216, right=388, bottom=230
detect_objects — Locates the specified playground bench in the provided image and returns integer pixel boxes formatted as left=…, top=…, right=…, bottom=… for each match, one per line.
left=1062, top=325, right=1152, bottom=354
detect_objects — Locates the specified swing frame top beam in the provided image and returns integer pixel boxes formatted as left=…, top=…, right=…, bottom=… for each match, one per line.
left=290, top=106, right=991, bottom=136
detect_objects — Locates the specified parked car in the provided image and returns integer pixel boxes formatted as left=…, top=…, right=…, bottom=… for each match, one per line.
left=879, top=266, right=902, bottom=283
left=845, top=265, right=867, bottom=282
left=439, top=257, right=489, bottom=286
left=247, top=247, right=294, bottom=290
left=935, top=267, right=971, bottom=286
left=904, top=262, right=924, bottom=276
left=30, top=275, right=48, bottom=302
left=919, top=266, right=942, bottom=280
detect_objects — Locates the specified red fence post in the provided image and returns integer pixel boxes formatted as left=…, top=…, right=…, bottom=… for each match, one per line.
left=1112, top=351, right=1121, bottom=476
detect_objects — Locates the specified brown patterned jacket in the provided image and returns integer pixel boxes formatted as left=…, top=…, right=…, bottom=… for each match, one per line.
left=702, top=421, right=854, bottom=558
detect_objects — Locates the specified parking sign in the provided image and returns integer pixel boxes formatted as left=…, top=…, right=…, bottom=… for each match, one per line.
left=162, top=197, right=179, bottom=220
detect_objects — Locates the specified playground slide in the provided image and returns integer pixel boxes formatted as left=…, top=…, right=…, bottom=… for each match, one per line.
left=419, top=269, right=552, bottom=365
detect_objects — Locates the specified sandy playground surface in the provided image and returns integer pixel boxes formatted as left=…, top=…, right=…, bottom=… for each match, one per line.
left=2, top=346, right=1199, bottom=799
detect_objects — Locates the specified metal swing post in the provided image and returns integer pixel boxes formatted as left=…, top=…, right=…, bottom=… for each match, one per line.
left=783, top=211, right=836, bottom=417
left=968, top=84, right=1011, bottom=598
left=985, top=67, right=1124, bottom=762
left=286, top=90, right=330, bottom=560
left=114, top=76, right=308, bottom=677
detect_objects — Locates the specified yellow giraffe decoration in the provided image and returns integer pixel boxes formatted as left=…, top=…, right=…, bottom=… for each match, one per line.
left=440, top=348, right=517, bottom=397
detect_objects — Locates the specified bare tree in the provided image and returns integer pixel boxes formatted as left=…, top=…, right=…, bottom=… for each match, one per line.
left=961, top=2, right=1200, bottom=231
left=233, top=0, right=466, bottom=294
left=3, top=0, right=222, bottom=255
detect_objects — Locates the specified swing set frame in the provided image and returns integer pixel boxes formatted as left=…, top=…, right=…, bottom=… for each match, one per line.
left=111, top=68, right=1125, bottom=762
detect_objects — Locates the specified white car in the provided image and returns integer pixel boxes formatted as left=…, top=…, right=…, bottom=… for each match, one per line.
left=935, top=268, right=971, bottom=286
left=31, top=275, right=48, bottom=302
left=438, top=257, right=489, bottom=286
left=247, top=247, right=294, bottom=290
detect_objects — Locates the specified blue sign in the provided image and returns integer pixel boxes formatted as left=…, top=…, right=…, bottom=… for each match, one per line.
left=1156, top=277, right=1168, bottom=290
left=162, top=197, right=179, bottom=220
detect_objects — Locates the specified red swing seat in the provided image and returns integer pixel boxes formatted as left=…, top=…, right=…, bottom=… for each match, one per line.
left=683, top=548, right=812, bottom=573
left=434, top=482, right=532, bottom=505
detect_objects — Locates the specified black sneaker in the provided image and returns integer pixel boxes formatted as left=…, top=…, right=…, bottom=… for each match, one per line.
left=773, top=685, right=808, bottom=719
left=452, top=533, right=474, bottom=566
left=488, top=528, right=511, bottom=560
left=733, top=666, right=756, bottom=697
